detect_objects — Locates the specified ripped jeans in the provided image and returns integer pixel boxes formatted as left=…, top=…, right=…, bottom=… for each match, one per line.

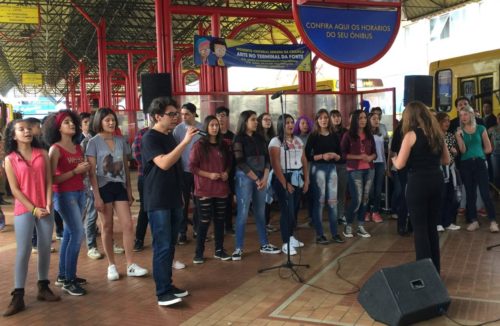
left=347, top=169, right=374, bottom=225
left=311, top=163, right=338, bottom=237
left=234, top=170, right=269, bottom=250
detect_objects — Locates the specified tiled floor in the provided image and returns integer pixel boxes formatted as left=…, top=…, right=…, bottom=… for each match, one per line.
left=1, top=172, right=499, bottom=326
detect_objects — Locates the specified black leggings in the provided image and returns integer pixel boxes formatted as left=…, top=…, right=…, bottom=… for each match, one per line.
left=406, top=170, right=443, bottom=273
left=195, top=196, right=227, bottom=257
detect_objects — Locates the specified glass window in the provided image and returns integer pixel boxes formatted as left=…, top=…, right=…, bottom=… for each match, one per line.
left=436, top=70, right=452, bottom=112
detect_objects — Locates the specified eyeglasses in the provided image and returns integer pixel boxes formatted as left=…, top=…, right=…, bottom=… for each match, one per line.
left=163, top=111, right=179, bottom=118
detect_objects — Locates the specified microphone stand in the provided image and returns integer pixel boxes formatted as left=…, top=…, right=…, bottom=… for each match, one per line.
left=258, top=93, right=310, bottom=283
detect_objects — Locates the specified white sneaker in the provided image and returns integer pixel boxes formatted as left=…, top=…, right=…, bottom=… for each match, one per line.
left=446, top=223, right=461, bottom=231
left=87, top=247, right=103, bottom=260
left=107, top=264, right=119, bottom=281
left=113, top=244, right=125, bottom=254
left=437, top=225, right=445, bottom=232
left=289, top=236, right=304, bottom=248
left=173, top=260, right=186, bottom=270
left=127, top=263, right=148, bottom=277
left=282, top=243, right=297, bottom=255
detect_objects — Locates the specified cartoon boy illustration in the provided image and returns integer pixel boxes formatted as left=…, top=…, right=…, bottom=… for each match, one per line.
left=196, top=37, right=211, bottom=65
left=210, top=37, right=227, bottom=67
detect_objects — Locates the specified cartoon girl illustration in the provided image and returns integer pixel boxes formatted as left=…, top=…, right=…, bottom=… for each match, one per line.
left=197, top=37, right=211, bottom=65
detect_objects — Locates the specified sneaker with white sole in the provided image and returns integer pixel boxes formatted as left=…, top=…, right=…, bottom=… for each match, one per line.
left=437, top=225, right=445, bottom=232
left=127, top=263, right=148, bottom=277
left=214, top=250, right=232, bottom=261
left=170, top=285, right=189, bottom=298
left=490, top=221, right=499, bottom=233
left=87, top=247, right=103, bottom=260
left=259, top=244, right=281, bottom=254
left=113, top=244, right=125, bottom=254
left=282, top=243, right=297, bottom=255
left=289, top=236, right=304, bottom=248
left=467, top=221, right=479, bottom=232
left=173, top=260, right=186, bottom=270
left=107, top=264, right=119, bottom=281
left=232, top=249, right=243, bottom=261
left=343, top=225, right=353, bottom=238
left=158, top=293, right=182, bottom=306
left=446, top=223, right=461, bottom=231
left=357, top=226, right=371, bottom=238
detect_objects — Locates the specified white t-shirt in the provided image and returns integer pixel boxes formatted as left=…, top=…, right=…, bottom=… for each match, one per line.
left=268, top=136, right=304, bottom=170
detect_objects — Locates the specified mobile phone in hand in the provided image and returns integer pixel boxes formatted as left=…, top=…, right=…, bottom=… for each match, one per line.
left=198, top=130, right=208, bottom=137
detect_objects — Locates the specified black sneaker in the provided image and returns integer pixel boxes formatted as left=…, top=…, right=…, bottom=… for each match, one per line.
left=158, top=293, right=182, bottom=306
left=316, top=235, right=329, bottom=245
left=259, top=244, right=281, bottom=254
left=193, top=256, right=204, bottom=264
left=178, top=234, right=187, bottom=245
left=332, top=234, right=345, bottom=243
left=55, top=276, right=87, bottom=287
left=171, top=285, right=189, bottom=298
left=232, top=249, right=243, bottom=261
left=133, top=240, right=144, bottom=252
left=214, top=250, right=231, bottom=261
left=62, top=281, right=86, bottom=296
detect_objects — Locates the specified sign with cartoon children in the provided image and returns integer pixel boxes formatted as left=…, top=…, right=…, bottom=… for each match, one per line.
left=194, top=35, right=311, bottom=71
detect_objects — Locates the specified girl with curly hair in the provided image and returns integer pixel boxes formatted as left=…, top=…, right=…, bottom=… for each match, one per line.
left=43, top=110, right=89, bottom=296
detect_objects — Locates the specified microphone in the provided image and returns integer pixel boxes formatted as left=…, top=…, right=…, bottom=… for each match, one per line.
left=271, top=90, right=284, bottom=100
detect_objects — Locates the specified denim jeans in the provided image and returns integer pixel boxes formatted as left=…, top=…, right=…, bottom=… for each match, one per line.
left=83, top=187, right=98, bottom=249
left=234, top=170, right=269, bottom=249
left=460, top=158, right=496, bottom=222
left=180, top=172, right=198, bottom=235
left=135, top=176, right=149, bottom=242
left=311, top=163, right=338, bottom=237
left=368, top=162, right=386, bottom=213
left=347, top=169, right=374, bottom=225
left=54, top=191, right=85, bottom=281
left=148, top=208, right=182, bottom=297
left=272, top=173, right=302, bottom=243
left=335, top=163, right=348, bottom=218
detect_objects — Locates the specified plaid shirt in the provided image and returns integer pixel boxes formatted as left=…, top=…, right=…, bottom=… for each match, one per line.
left=132, top=127, right=149, bottom=176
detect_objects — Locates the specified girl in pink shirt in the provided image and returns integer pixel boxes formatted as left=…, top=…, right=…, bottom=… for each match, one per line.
left=3, top=119, right=60, bottom=317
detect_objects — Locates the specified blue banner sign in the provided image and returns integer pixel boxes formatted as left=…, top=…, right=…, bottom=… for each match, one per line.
left=194, top=35, right=311, bottom=71
left=295, top=5, right=399, bottom=67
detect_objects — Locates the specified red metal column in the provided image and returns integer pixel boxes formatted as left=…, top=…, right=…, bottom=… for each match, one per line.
left=156, top=0, right=173, bottom=74
left=97, top=19, right=111, bottom=107
left=339, top=67, right=358, bottom=124
left=127, top=54, right=138, bottom=139
left=78, top=62, right=89, bottom=112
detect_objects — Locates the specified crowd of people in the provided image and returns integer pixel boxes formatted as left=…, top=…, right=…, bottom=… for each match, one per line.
left=1, top=96, right=498, bottom=313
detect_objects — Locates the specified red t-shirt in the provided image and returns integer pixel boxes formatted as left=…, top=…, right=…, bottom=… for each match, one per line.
left=52, top=144, right=85, bottom=193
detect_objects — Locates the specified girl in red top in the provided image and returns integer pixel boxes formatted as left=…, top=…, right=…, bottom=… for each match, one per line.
left=189, top=115, right=232, bottom=263
left=3, top=119, right=60, bottom=317
left=43, top=110, right=90, bottom=296
left=341, top=109, right=377, bottom=238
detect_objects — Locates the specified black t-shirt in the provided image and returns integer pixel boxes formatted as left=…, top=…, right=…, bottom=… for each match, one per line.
left=141, top=129, right=183, bottom=211
left=304, top=132, right=341, bottom=163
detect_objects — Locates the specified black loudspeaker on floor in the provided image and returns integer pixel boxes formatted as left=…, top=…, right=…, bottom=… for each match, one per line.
left=358, top=258, right=451, bottom=326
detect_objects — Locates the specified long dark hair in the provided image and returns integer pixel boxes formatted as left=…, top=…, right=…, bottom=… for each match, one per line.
left=312, top=108, right=333, bottom=136
left=198, top=115, right=228, bottom=160
left=4, top=119, right=42, bottom=156
left=402, top=101, right=444, bottom=155
left=236, top=110, right=257, bottom=136
left=276, top=114, right=294, bottom=143
left=256, top=112, right=276, bottom=142
left=348, top=109, right=372, bottom=139
left=42, top=109, right=82, bottom=145
left=368, top=112, right=381, bottom=136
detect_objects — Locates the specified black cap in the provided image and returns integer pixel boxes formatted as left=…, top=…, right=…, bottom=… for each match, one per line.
left=182, top=102, right=198, bottom=117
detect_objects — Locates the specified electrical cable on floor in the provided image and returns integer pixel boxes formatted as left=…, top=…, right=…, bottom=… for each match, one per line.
left=274, top=232, right=500, bottom=326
